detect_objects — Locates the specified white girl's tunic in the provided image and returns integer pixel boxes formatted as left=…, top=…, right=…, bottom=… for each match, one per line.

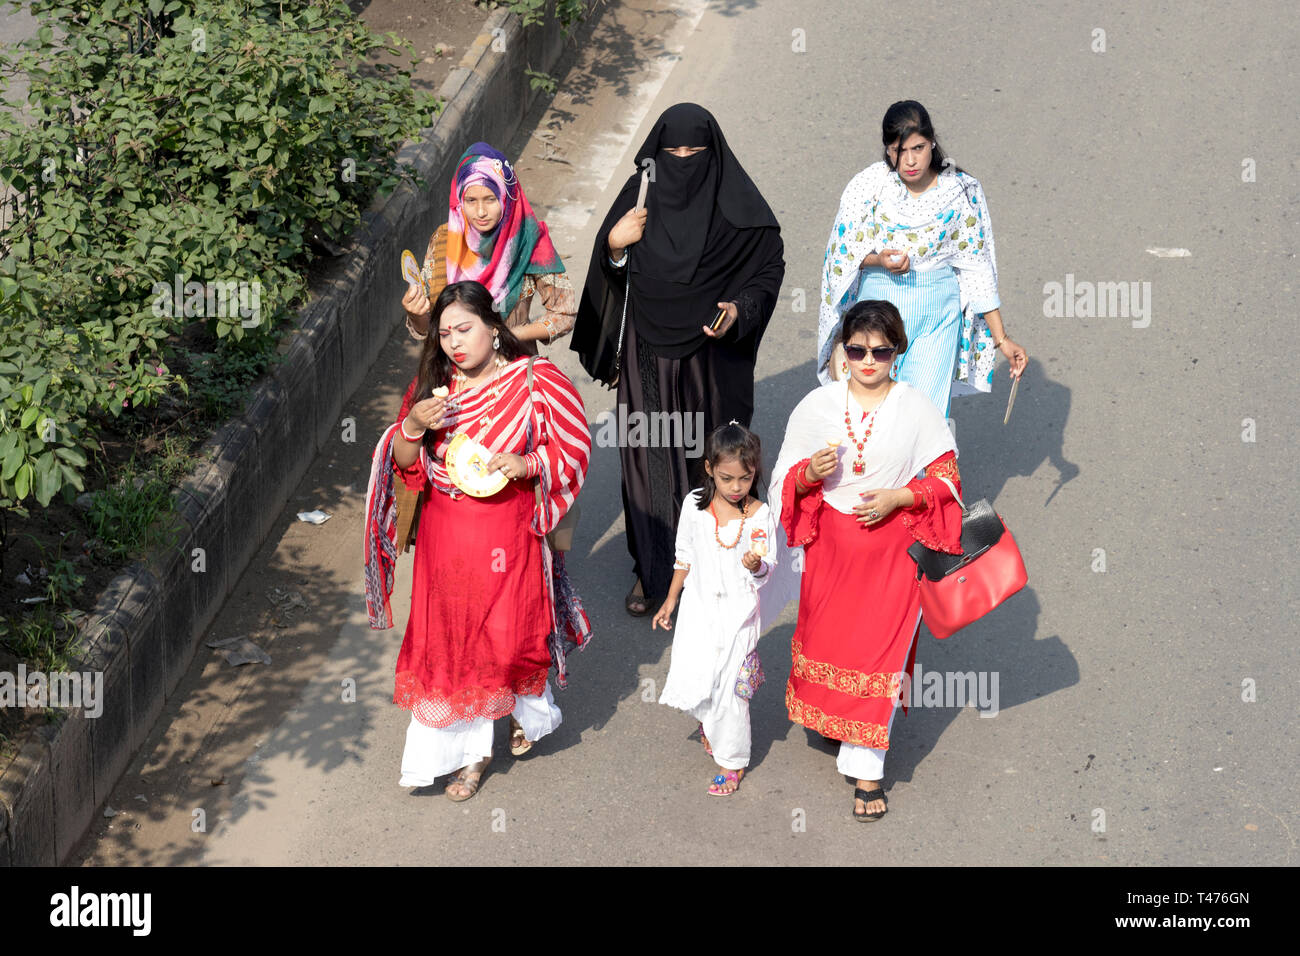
left=658, top=491, right=776, bottom=771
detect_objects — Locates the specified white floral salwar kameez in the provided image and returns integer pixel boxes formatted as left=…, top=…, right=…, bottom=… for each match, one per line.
left=817, top=162, right=1002, bottom=410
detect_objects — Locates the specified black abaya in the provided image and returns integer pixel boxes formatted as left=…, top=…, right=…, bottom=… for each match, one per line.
left=571, top=104, right=785, bottom=601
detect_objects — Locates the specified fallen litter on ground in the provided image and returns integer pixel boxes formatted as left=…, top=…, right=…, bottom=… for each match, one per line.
left=266, top=587, right=307, bottom=613
left=206, top=635, right=272, bottom=667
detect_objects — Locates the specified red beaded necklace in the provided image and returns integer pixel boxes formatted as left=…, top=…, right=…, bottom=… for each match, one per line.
left=710, top=497, right=748, bottom=549
left=844, top=383, right=892, bottom=476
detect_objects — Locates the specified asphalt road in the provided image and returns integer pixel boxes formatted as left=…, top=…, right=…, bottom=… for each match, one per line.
left=76, top=0, right=1297, bottom=866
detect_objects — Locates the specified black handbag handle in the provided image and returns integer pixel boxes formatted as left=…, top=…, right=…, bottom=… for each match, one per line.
left=907, top=476, right=1007, bottom=582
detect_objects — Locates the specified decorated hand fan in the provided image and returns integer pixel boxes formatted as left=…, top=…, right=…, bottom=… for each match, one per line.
left=401, top=249, right=423, bottom=291
left=445, top=433, right=508, bottom=498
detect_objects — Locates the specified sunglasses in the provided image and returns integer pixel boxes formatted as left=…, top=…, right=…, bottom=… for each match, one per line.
left=844, top=344, right=898, bottom=363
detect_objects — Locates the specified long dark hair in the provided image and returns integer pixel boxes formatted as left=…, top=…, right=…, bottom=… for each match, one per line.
left=694, top=423, right=763, bottom=510
left=414, top=281, right=527, bottom=449
left=881, top=100, right=962, bottom=174
left=880, top=100, right=977, bottom=209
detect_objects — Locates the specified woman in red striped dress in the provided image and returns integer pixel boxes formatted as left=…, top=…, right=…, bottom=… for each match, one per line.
left=364, top=281, right=591, bottom=801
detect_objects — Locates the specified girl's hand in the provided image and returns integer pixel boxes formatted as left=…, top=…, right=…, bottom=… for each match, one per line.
left=405, top=395, right=448, bottom=433
left=402, top=284, right=431, bottom=318
left=486, top=452, right=529, bottom=480
left=741, top=550, right=761, bottom=573
left=806, top=446, right=838, bottom=483
left=854, top=488, right=907, bottom=525
left=652, top=599, right=676, bottom=631
left=608, top=208, right=647, bottom=257
left=998, top=335, right=1028, bottom=379
left=702, top=301, right=738, bottom=339
left=879, top=248, right=910, bottom=274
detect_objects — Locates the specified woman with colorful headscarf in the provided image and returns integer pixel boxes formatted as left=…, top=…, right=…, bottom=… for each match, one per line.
left=571, top=103, right=785, bottom=616
left=402, top=142, right=575, bottom=352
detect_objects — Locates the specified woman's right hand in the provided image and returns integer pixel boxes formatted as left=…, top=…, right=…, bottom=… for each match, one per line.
left=608, top=207, right=647, bottom=257
left=402, top=284, right=431, bottom=319
left=404, top=395, right=448, bottom=434
left=806, top=446, right=838, bottom=483
left=877, top=248, right=910, bottom=274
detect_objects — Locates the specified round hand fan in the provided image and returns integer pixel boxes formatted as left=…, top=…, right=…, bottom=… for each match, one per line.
left=445, top=433, right=508, bottom=498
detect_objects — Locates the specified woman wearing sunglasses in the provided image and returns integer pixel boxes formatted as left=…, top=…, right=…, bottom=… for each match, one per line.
left=769, top=300, right=964, bottom=821
left=816, top=100, right=1026, bottom=416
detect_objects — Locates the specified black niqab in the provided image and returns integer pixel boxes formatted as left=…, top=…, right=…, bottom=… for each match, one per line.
left=631, top=103, right=779, bottom=285
left=571, top=103, right=784, bottom=369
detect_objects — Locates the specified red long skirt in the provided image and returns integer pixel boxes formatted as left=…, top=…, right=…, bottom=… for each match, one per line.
left=395, top=480, right=552, bottom=728
left=786, top=506, right=921, bottom=749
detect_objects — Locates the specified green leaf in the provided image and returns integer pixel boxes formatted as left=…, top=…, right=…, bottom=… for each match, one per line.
left=14, top=461, right=31, bottom=500
left=1, top=441, right=23, bottom=480
left=59, top=461, right=85, bottom=493
left=54, top=445, right=88, bottom=468
left=33, top=451, right=58, bottom=506
left=30, top=373, right=51, bottom=405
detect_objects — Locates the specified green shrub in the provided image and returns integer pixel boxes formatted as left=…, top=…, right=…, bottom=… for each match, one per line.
left=0, top=0, right=441, bottom=515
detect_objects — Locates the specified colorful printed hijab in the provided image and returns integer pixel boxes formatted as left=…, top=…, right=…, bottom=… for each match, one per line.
left=445, top=142, right=564, bottom=317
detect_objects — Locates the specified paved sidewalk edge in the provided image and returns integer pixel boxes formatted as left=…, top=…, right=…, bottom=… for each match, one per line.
left=0, top=0, right=595, bottom=866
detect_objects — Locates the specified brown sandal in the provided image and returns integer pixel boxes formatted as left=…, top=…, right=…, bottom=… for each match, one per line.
left=445, top=757, right=491, bottom=802
left=509, top=717, right=533, bottom=757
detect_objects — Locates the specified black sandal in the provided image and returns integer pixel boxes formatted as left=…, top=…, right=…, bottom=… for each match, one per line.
left=853, top=786, right=888, bottom=822
left=625, top=580, right=649, bottom=617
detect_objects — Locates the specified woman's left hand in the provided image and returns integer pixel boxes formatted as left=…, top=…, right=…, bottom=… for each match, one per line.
left=854, top=488, right=907, bottom=525
left=487, top=453, right=529, bottom=480
left=998, top=336, right=1028, bottom=379
left=702, top=301, right=739, bottom=338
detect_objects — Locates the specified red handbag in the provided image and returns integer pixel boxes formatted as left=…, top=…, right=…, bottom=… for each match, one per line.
left=907, top=478, right=1027, bottom=639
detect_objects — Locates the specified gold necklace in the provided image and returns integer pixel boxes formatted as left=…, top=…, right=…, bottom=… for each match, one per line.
left=453, top=355, right=507, bottom=433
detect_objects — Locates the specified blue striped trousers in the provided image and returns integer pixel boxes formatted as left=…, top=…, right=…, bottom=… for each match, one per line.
left=856, top=266, right=961, bottom=418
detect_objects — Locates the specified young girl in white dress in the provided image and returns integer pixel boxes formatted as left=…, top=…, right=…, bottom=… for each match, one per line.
left=653, top=423, right=776, bottom=796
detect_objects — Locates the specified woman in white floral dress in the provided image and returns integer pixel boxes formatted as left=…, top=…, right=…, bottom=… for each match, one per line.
left=817, top=101, right=1027, bottom=416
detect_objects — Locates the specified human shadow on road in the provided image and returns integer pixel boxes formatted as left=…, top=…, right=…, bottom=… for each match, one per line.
left=950, top=358, right=1080, bottom=507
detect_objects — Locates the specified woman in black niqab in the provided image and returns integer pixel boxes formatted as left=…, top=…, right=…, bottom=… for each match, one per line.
left=571, top=102, right=785, bottom=614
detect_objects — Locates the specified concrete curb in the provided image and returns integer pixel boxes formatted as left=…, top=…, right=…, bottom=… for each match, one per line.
left=0, top=1, right=589, bottom=866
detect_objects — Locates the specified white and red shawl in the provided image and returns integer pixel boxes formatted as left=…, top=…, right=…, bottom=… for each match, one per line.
left=363, top=356, right=591, bottom=631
